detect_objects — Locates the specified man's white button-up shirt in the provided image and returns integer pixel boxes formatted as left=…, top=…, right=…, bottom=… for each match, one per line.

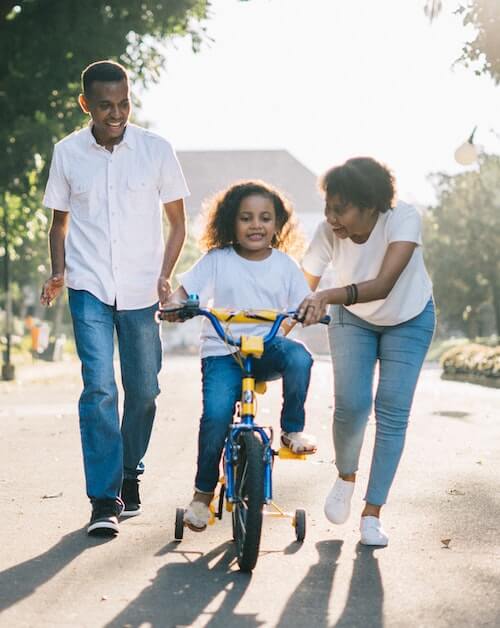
left=43, top=123, right=189, bottom=310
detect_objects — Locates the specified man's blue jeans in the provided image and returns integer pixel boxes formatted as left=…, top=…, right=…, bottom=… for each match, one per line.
left=68, top=289, right=162, bottom=501
left=195, top=336, right=313, bottom=493
left=329, top=299, right=435, bottom=505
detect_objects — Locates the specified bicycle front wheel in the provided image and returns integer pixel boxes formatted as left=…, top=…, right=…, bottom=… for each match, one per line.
left=232, top=430, right=265, bottom=572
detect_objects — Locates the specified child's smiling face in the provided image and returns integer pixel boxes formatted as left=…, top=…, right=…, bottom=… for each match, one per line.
left=234, top=194, right=277, bottom=260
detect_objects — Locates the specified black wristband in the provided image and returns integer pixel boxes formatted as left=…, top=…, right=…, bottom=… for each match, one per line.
left=345, top=284, right=354, bottom=306
left=351, top=283, right=359, bottom=305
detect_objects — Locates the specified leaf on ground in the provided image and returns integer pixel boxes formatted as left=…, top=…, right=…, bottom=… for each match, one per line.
left=441, top=538, right=452, bottom=548
left=41, top=491, right=63, bottom=499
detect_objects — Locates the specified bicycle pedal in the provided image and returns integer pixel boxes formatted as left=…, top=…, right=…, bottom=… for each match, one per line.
left=277, top=446, right=307, bottom=461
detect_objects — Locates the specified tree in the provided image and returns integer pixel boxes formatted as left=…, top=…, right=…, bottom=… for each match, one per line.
left=425, top=154, right=500, bottom=337
left=425, top=0, right=500, bottom=83
left=456, top=1, right=500, bottom=83
left=0, top=1, right=228, bottom=376
left=0, top=1, right=209, bottom=278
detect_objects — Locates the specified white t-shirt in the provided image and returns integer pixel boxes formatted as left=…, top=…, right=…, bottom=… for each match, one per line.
left=302, top=201, right=433, bottom=326
left=178, top=247, right=311, bottom=357
left=43, top=123, right=190, bottom=310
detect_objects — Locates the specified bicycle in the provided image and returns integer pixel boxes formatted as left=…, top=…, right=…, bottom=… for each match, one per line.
left=156, top=294, right=329, bottom=572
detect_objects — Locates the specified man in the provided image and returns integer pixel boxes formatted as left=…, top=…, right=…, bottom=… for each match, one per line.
left=41, top=60, right=189, bottom=537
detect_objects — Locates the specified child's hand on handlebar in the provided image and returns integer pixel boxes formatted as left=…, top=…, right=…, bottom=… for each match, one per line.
left=160, top=301, right=187, bottom=323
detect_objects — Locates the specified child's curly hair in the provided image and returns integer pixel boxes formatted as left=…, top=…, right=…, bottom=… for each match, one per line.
left=199, top=180, right=304, bottom=257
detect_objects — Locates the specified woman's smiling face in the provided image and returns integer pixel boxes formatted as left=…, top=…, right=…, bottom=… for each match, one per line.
left=324, top=194, right=377, bottom=240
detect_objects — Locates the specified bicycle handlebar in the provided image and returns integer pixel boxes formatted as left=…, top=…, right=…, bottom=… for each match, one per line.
left=156, top=295, right=330, bottom=348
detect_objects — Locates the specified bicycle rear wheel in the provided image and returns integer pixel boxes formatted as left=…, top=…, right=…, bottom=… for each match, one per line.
left=232, top=430, right=265, bottom=572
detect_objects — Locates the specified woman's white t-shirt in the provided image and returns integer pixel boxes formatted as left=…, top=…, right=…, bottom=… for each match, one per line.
left=302, top=201, right=433, bottom=326
left=178, top=247, right=311, bottom=358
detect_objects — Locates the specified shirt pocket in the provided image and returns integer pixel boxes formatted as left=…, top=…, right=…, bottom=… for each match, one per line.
left=70, top=177, right=95, bottom=221
left=127, top=173, right=158, bottom=214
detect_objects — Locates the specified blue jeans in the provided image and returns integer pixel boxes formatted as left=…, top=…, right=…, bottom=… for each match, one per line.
left=195, top=336, right=313, bottom=493
left=68, top=289, right=162, bottom=501
left=329, top=299, right=435, bottom=506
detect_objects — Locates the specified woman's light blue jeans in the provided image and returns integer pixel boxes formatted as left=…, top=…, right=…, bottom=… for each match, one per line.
left=195, top=336, right=313, bottom=493
left=68, top=289, right=162, bottom=501
left=328, top=299, right=435, bottom=506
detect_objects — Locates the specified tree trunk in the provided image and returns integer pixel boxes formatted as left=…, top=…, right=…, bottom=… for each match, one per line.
left=491, top=284, right=500, bottom=337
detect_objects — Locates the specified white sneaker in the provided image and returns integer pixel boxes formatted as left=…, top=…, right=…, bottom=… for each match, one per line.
left=360, top=516, right=389, bottom=546
left=324, top=477, right=355, bottom=524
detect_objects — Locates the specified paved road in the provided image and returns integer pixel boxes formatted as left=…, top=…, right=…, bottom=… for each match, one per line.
left=0, top=355, right=499, bottom=627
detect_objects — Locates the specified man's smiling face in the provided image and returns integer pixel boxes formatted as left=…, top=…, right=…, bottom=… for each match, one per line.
left=79, top=79, right=131, bottom=146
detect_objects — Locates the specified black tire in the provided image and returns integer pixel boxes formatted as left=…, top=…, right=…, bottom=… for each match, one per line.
left=294, top=509, right=306, bottom=542
left=231, top=431, right=265, bottom=572
left=174, top=507, right=185, bottom=541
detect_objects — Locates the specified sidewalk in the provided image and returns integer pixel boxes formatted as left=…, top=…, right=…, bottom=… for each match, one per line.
left=0, top=357, right=81, bottom=386
left=1, top=356, right=499, bottom=627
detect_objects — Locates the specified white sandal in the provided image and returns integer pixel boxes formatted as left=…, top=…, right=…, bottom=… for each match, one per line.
left=184, top=499, right=211, bottom=532
left=281, top=431, right=317, bottom=455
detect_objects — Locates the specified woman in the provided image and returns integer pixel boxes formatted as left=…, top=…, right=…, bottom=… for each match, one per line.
left=298, top=157, right=435, bottom=546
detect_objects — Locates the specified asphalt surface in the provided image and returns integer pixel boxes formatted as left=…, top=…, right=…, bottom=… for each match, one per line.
left=0, top=354, right=499, bottom=627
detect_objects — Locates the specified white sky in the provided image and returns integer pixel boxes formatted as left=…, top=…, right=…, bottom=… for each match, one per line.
left=139, top=0, right=500, bottom=205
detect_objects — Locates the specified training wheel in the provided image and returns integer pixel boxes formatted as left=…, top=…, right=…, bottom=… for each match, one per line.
left=174, top=507, right=185, bottom=541
left=294, top=509, right=306, bottom=542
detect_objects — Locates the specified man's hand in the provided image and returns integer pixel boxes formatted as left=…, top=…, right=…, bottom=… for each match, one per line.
left=40, top=273, right=65, bottom=307
left=296, top=291, right=329, bottom=326
left=157, top=275, right=173, bottom=307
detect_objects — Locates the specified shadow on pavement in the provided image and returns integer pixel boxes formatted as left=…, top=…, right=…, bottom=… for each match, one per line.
left=276, top=540, right=384, bottom=628
left=276, top=540, right=343, bottom=627
left=105, top=541, right=264, bottom=628
left=335, top=544, right=384, bottom=628
left=0, top=528, right=110, bottom=613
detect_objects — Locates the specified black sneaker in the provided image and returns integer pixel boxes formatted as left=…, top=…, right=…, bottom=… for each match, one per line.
left=87, top=499, right=122, bottom=537
left=121, top=478, right=142, bottom=517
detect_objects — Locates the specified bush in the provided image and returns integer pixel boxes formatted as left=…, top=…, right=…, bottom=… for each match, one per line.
left=441, top=344, right=500, bottom=378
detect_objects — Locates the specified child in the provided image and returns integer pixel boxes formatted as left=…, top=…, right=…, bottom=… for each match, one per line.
left=166, top=180, right=316, bottom=531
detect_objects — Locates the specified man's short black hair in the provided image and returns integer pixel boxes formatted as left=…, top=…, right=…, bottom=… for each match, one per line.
left=81, top=60, right=128, bottom=97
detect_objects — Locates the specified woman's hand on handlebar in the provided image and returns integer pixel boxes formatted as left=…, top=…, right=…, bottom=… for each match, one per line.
left=296, top=291, right=329, bottom=326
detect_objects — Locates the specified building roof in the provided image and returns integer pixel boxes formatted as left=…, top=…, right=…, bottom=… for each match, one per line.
left=177, top=149, right=324, bottom=217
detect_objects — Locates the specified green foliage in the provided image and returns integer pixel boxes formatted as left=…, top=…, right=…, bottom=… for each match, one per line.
left=425, top=154, right=500, bottom=336
left=427, top=1, right=500, bottom=83
left=456, top=1, right=500, bottom=83
left=0, top=0, right=210, bottom=297
left=1, top=0, right=209, bottom=190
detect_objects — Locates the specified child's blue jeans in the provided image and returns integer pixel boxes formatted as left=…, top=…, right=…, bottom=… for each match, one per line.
left=195, top=336, right=313, bottom=493
left=329, top=299, right=435, bottom=505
